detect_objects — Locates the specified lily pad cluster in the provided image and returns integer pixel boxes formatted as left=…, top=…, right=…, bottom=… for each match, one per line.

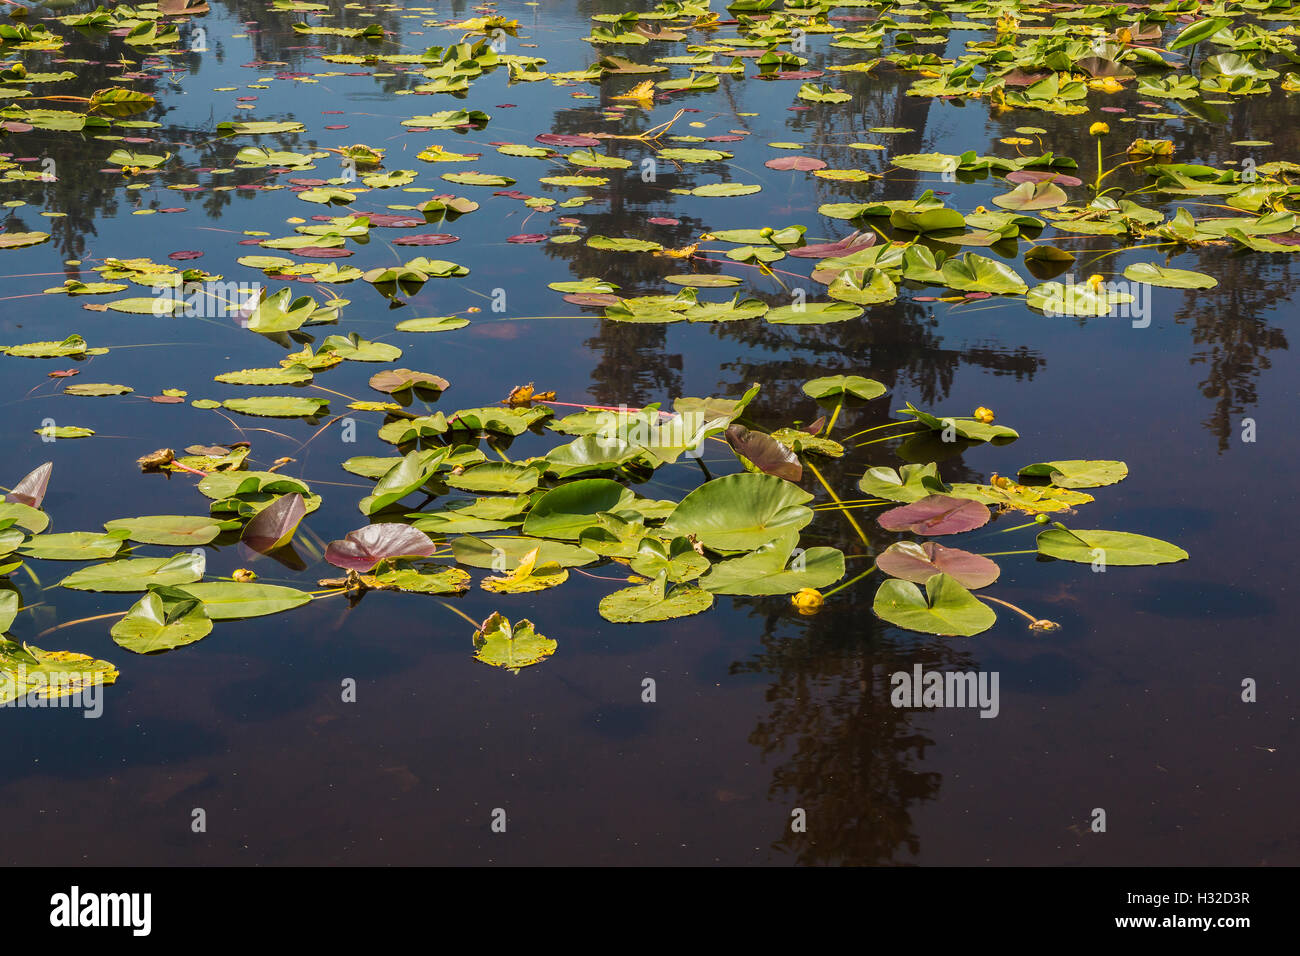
left=0, top=0, right=1220, bottom=692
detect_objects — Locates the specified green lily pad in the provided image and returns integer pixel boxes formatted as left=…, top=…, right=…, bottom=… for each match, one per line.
left=0, top=638, right=118, bottom=704
left=34, top=426, right=94, bottom=439
left=701, top=531, right=844, bottom=595
left=858, top=463, right=947, bottom=502
left=598, top=578, right=714, bottom=623
left=174, top=582, right=312, bottom=619
left=21, top=530, right=128, bottom=561
left=1121, top=262, right=1218, bottom=290
left=451, top=535, right=597, bottom=570
left=1035, top=529, right=1188, bottom=566
left=662, top=473, right=813, bottom=552
left=445, top=462, right=542, bottom=494
left=802, top=375, right=886, bottom=401
left=58, top=553, right=204, bottom=592
left=214, top=365, right=314, bottom=386
left=102, top=515, right=231, bottom=546
left=472, top=612, right=555, bottom=671
left=222, top=397, right=329, bottom=418
left=767, top=301, right=863, bottom=324
left=521, top=479, right=635, bottom=540
left=1017, top=460, right=1128, bottom=489
left=395, top=315, right=470, bottom=333
left=872, top=573, right=996, bottom=636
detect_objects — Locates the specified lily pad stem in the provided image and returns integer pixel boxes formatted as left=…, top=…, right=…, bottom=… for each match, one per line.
left=805, top=458, right=870, bottom=548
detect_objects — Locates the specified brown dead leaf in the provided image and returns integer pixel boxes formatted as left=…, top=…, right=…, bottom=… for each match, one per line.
left=504, top=382, right=556, bottom=407
left=137, top=448, right=175, bottom=471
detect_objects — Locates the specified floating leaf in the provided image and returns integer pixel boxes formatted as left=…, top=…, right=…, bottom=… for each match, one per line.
left=472, top=612, right=555, bottom=671
left=325, top=524, right=438, bottom=572
left=481, top=547, right=569, bottom=594
left=701, top=531, right=843, bottom=595
left=176, top=582, right=312, bottom=619
left=877, top=495, right=991, bottom=536
left=0, top=639, right=118, bottom=704
left=451, top=535, right=596, bottom=570
left=111, top=587, right=212, bottom=654
left=58, top=553, right=204, bottom=593
left=876, top=541, right=999, bottom=590
left=858, top=463, right=947, bottom=503
left=521, top=479, right=634, bottom=540
left=1017, top=460, right=1128, bottom=489
left=1036, top=529, right=1188, bottom=566
left=872, top=573, right=996, bottom=636
left=725, top=425, right=801, bottom=481
left=5, top=462, right=51, bottom=508
left=241, top=493, right=306, bottom=554
left=21, top=531, right=128, bottom=561
left=222, top=397, right=328, bottom=418
left=662, top=473, right=813, bottom=552
left=599, top=577, right=714, bottom=623
left=802, top=375, right=886, bottom=401
left=103, top=515, right=228, bottom=546
left=1121, top=263, right=1218, bottom=290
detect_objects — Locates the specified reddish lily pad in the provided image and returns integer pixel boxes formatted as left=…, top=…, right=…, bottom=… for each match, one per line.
left=876, top=541, right=1000, bottom=589
left=878, top=495, right=991, bottom=536
left=325, top=524, right=439, bottom=572
left=764, top=156, right=828, bottom=171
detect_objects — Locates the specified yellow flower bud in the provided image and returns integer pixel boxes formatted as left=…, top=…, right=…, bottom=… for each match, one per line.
left=791, top=588, right=824, bottom=615
left=1089, top=122, right=1110, bottom=136
left=974, top=406, right=995, bottom=424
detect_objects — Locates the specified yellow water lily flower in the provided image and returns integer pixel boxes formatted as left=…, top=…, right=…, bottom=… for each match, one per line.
left=1086, top=274, right=1105, bottom=291
left=974, top=406, right=995, bottom=424
left=791, top=588, right=824, bottom=615
left=1089, top=122, right=1110, bottom=136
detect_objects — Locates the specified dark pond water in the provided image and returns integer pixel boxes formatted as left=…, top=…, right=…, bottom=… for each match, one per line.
left=0, top=0, right=1295, bottom=865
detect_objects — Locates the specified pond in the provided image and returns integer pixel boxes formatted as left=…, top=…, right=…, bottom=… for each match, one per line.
left=0, top=0, right=1295, bottom=866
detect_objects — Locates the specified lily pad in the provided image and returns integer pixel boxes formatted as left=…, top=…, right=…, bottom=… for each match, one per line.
left=662, top=473, right=813, bottom=552
left=1017, top=460, right=1128, bottom=489
left=876, top=541, right=1000, bottom=590
left=58, top=553, right=204, bottom=593
left=598, top=578, right=714, bottom=623
left=472, top=612, right=555, bottom=671
left=103, top=515, right=229, bottom=546
left=1035, top=529, right=1188, bottom=566
left=877, top=495, right=991, bottom=536
left=521, top=479, right=634, bottom=540
left=175, top=582, right=312, bottom=619
left=872, top=573, right=996, bottom=637
left=802, top=375, right=886, bottom=401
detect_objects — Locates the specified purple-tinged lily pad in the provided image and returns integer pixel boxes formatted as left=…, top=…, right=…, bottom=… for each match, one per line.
left=764, top=156, right=828, bottom=172
left=876, top=541, right=1000, bottom=589
left=725, top=425, right=802, bottom=482
left=5, top=462, right=52, bottom=508
left=325, top=524, right=438, bottom=572
left=787, top=230, right=876, bottom=259
left=878, top=494, right=991, bottom=536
